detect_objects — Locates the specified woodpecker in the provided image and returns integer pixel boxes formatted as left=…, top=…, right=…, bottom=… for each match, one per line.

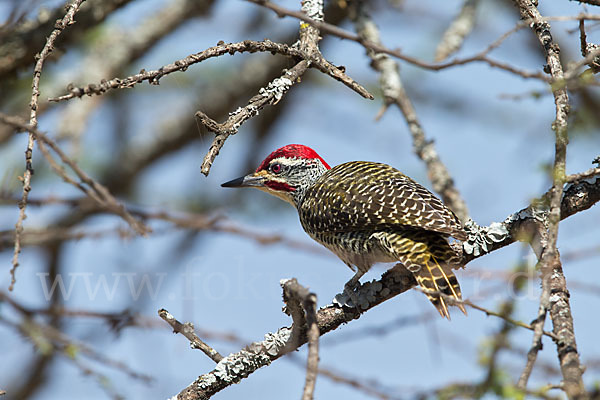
left=222, top=144, right=467, bottom=318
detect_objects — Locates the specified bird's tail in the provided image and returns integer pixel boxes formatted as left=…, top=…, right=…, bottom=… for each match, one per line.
left=383, top=231, right=466, bottom=319
left=412, top=253, right=466, bottom=319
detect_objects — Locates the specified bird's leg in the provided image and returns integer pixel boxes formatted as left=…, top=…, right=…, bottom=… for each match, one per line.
left=343, top=268, right=366, bottom=308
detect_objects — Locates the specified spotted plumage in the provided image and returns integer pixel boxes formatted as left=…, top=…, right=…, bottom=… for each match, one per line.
left=222, top=144, right=467, bottom=318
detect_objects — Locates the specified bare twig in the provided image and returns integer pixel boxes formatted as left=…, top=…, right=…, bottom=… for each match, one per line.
left=0, top=313, right=152, bottom=383
left=465, top=298, right=556, bottom=340
left=351, top=0, right=470, bottom=221
left=0, top=200, right=327, bottom=255
left=158, top=309, right=223, bottom=363
left=518, top=225, right=551, bottom=390
left=565, top=166, right=600, bottom=183
left=10, top=0, right=86, bottom=291
left=518, top=289, right=549, bottom=389
left=286, top=353, right=400, bottom=400
left=580, top=19, right=588, bottom=58
left=303, top=292, right=319, bottom=400
left=421, top=289, right=558, bottom=340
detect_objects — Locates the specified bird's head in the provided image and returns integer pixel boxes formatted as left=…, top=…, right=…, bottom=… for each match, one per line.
left=221, top=144, right=331, bottom=206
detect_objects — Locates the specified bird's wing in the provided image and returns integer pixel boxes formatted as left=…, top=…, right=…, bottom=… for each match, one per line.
left=299, top=161, right=466, bottom=240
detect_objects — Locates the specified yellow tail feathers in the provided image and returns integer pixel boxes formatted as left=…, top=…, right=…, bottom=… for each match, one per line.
left=414, top=253, right=466, bottom=319
left=380, top=230, right=466, bottom=319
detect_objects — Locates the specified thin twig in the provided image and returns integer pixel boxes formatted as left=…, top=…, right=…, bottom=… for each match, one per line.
left=580, top=19, right=588, bottom=58
left=565, top=166, right=600, bottom=183
left=303, top=291, right=319, bottom=400
left=517, top=289, right=549, bottom=389
left=158, top=309, right=224, bottom=363
left=10, top=0, right=86, bottom=291
left=422, top=289, right=558, bottom=340
left=286, top=353, right=398, bottom=400
left=0, top=311, right=152, bottom=382
left=518, top=225, right=550, bottom=390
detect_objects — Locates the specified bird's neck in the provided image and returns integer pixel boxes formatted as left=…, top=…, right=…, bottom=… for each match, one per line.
left=290, top=163, right=329, bottom=208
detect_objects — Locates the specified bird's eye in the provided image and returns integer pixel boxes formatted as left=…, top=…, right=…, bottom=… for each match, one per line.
left=270, top=163, right=283, bottom=174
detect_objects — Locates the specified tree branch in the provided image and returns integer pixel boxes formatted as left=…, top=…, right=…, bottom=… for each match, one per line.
left=172, top=268, right=416, bottom=400
left=159, top=309, right=224, bottom=363
left=512, top=1, right=585, bottom=398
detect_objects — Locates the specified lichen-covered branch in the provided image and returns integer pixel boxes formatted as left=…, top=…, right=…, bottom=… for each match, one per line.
left=48, top=39, right=372, bottom=103
left=514, top=1, right=582, bottom=397
left=460, top=176, right=600, bottom=264
left=173, top=268, right=416, bottom=400
left=49, top=40, right=308, bottom=102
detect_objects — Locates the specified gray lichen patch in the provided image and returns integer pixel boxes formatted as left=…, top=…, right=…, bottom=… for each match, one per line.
left=259, top=77, right=292, bottom=103
left=463, top=219, right=509, bottom=256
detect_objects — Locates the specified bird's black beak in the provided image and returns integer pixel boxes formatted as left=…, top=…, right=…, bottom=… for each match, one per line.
left=221, top=173, right=265, bottom=188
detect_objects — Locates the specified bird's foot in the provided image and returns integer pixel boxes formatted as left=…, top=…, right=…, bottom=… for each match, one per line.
left=333, top=280, right=382, bottom=310
left=345, top=281, right=361, bottom=308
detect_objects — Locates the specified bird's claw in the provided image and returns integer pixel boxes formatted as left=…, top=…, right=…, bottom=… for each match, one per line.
left=344, top=282, right=361, bottom=308
left=333, top=280, right=379, bottom=310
